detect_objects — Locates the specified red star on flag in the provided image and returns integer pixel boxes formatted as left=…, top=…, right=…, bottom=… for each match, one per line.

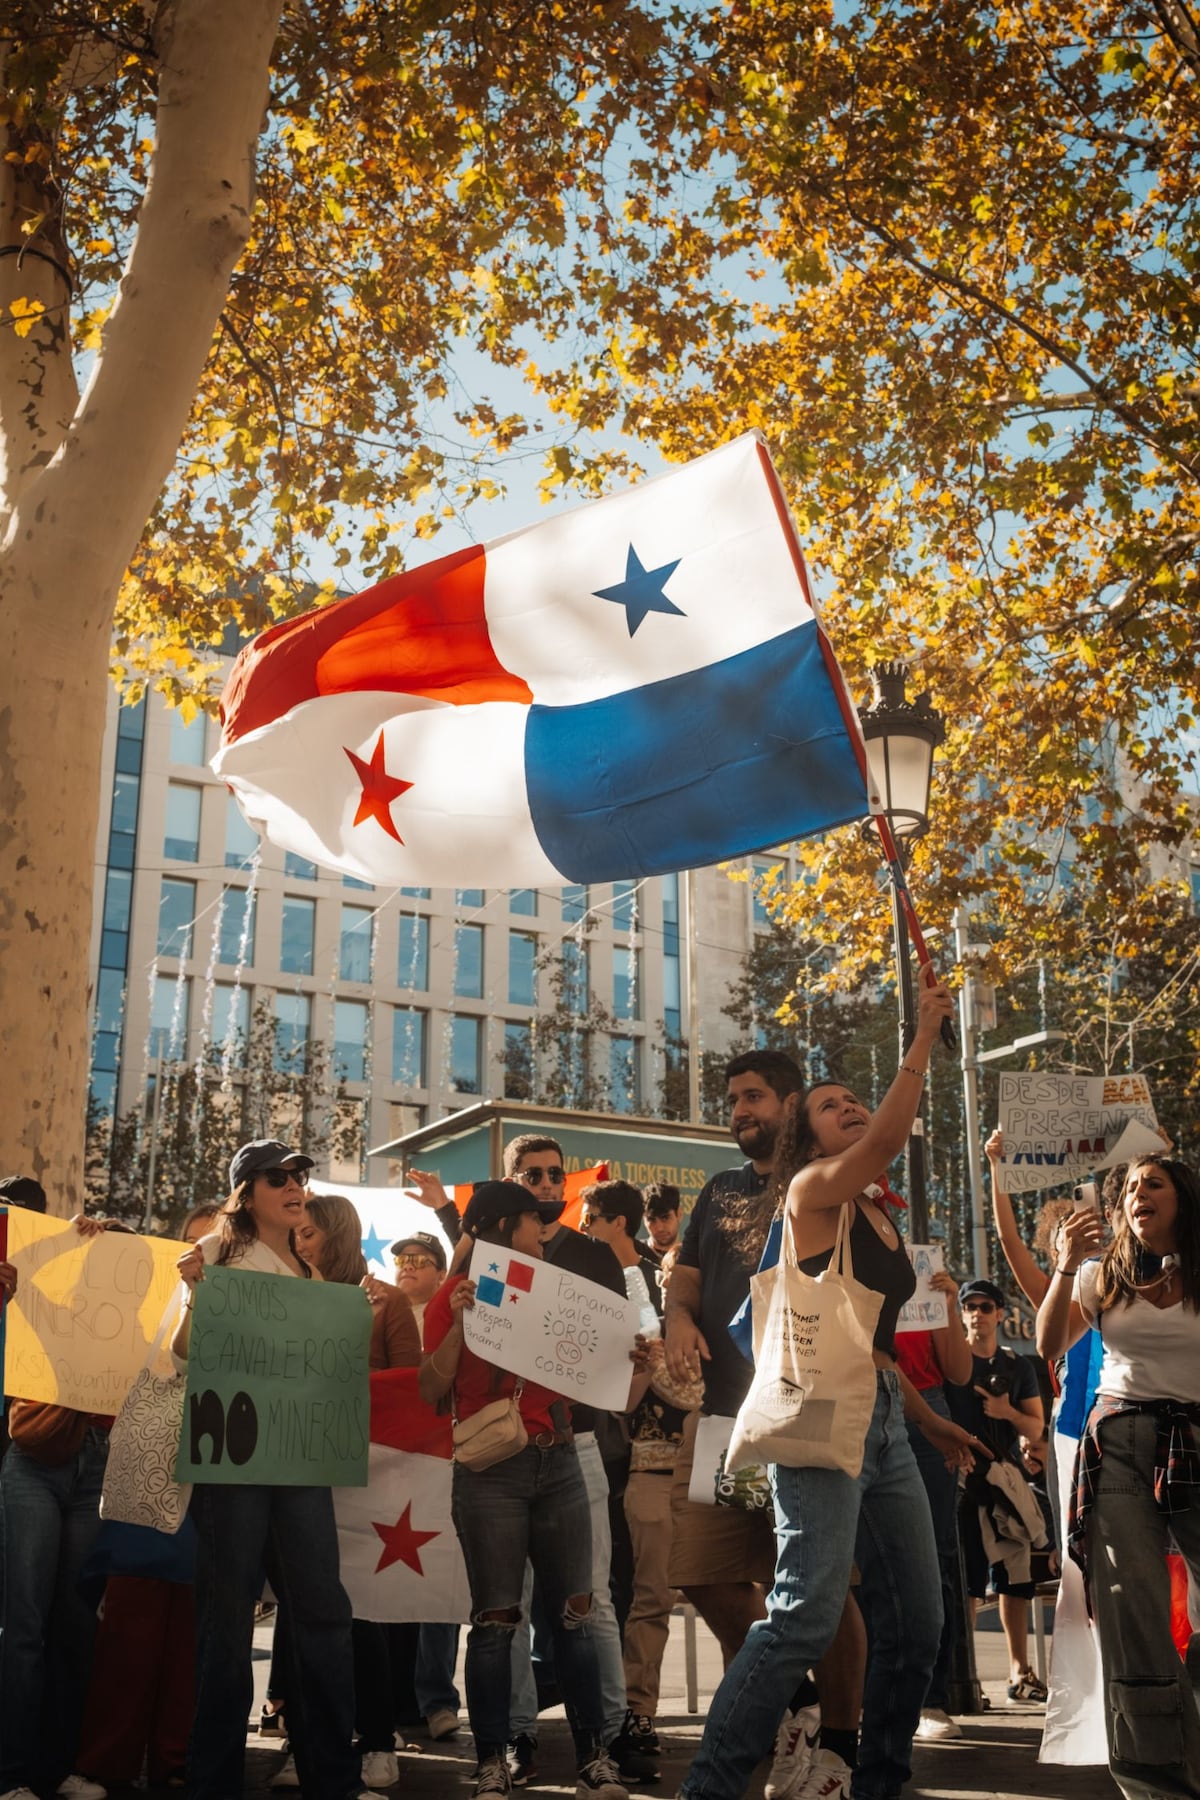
left=344, top=730, right=413, bottom=843
left=372, top=1501, right=440, bottom=1574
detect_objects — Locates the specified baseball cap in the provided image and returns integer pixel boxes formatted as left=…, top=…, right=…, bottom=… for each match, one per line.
left=0, top=1175, right=48, bottom=1214
left=229, top=1140, right=315, bottom=1192
left=958, top=1277, right=1006, bottom=1309
left=390, top=1230, right=447, bottom=1271
left=462, top=1179, right=562, bottom=1236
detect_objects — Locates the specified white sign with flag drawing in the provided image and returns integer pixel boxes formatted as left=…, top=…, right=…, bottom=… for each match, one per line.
left=895, top=1244, right=949, bottom=1334
left=462, top=1249, right=639, bottom=1412
left=997, top=1071, right=1163, bottom=1195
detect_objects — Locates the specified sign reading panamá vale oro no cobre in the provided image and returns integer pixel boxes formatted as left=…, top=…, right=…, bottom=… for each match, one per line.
left=462, top=1249, right=639, bottom=1412
left=176, top=1266, right=372, bottom=1486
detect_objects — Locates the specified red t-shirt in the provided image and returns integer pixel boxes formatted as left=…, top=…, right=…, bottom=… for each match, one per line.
left=423, top=1274, right=561, bottom=1436
left=893, top=1329, right=942, bottom=1392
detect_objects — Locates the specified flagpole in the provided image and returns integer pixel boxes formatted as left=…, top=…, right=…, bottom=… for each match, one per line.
left=683, top=868, right=702, bottom=1124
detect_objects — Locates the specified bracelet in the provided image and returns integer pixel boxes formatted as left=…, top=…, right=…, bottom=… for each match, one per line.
left=429, top=1348, right=454, bottom=1380
left=1055, top=1265, right=1078, bottom=1278
left=900, top=1064, right=926, bottom=1079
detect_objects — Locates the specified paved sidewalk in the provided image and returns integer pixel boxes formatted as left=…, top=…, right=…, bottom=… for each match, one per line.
left=244, top=1610, right=1116, bottom=1800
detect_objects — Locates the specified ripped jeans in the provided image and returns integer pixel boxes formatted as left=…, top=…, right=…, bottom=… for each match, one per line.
left=451, top=1442, right=603, bottom=1763
left=1086, top=1409, right=1200, bottom=1800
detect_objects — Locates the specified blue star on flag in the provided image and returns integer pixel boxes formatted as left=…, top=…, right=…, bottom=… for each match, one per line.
left=593, top=545, right=685, bottom=637
left=361, top=1224, right=389, bottom=1266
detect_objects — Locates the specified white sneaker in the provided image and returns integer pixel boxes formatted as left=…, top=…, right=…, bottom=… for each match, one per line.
left=58, top=1781, right=107, bottom=1800
left=270, top=1756, right=301, bottom=1789
left=361, top=1751, right=400, bottom=1788
left=765, top=1703, right=821, bottom=1800
left=426, top=1706, right=460, bottom=1740
left=916, top=1707, right=962, bottom=1741
left=4, top=1788, right=41, bottom=1800
left=794, top=1750, right=851, bottom=1800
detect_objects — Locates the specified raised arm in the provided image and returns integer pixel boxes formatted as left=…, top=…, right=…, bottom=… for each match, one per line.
left=1035, top=1210, right=1104, bottom=1359
left=927, top=1269, right=973, bottom=1386
left=985, top=1129, right=1049, bottom=1309
left=790, top=974, right=954, bottom=1215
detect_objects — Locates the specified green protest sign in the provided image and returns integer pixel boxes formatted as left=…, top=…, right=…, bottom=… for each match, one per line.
left=176, top=1267, right=372, bottom=1486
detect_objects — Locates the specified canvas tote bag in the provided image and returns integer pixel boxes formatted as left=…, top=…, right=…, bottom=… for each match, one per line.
left=726, top=1203, right=883, bottom=1480
left=101, top=1305, right=192, bottom=1533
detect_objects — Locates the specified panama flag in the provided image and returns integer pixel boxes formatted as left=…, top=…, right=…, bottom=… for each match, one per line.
left=215, top=433, right=873, bottom=885
left=334, top=1368, right=470, bottom=1624
left=474, top=1255, right=536, bottom=1310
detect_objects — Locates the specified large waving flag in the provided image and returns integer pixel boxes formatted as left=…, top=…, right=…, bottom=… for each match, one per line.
left=216, top=434, right=872, bottom=884
left=334, top=1368, right=470, bottom=1624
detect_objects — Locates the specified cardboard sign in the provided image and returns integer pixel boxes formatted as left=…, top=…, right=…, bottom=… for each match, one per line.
left=3, top=1212, right=184, bottom=1411
left=462, top=1248, right=638, bottom=1411
left=895, top=1244, right=949, bottom=1334
left=997, top=1072, right=1161, bottom=1195
left=176, top=1266, right=372, bottom=1486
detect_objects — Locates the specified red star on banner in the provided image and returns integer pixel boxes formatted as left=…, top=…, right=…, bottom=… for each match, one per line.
left=372, top=1501, right=440, bottom=1575
left=344, top=731, right=413, bottom=843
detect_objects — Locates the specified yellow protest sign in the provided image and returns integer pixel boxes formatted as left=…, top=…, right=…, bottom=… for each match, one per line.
left=3, top=1212, right=183, bottom=1412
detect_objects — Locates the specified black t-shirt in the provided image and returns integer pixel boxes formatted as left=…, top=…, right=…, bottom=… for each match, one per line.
left=946, top=1345, right=1040, bottom=1466
left=541, top=1224, right=626, bottom=1435
left=676, top=1162, right=769, bottom=1417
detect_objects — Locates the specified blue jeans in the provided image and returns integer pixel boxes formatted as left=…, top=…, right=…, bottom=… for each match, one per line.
left=905, top=1386, right=961, bottom=1712
left=452, top=1442, right=603, bottom=1763
left=681, top=1373, right=942, bottom=1800
left=0, top=1430, right=108, bottom=1792
left=190, top=1484, right=357, bottom=1800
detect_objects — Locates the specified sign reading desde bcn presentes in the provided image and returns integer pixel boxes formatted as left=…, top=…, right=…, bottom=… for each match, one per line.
left=176, top=1267, right=372, bottom=1487
left=462, top=1248, right=640, bottom=1412
left=997, top=1071, right=1164, bottom=1196
left=3, top=1211, right=183, bottom=1411
left=895, top=1245, right=949, bottom=1334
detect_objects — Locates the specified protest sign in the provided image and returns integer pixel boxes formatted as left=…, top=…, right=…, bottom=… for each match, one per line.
left=3, top=1212, right=183, bottom=1411
left=462, top=1248, right=638, bottom=1411
left=176, top=1266, right=371, bottom=1486
left=998, top=1071, right=1161, bottom=1196
left=895, top=1245, right=948, bottom=1334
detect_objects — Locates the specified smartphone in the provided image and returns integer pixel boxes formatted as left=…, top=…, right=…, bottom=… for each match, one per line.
left=1072, top=1181, right=1099, bottom=1212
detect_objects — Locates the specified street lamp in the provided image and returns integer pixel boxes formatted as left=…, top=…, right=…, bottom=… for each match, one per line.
left=858, top=661, right=945, bottom=1240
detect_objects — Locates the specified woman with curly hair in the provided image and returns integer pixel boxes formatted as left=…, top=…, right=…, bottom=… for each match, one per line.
left=1037, top=1154, right=1200, bottom=1799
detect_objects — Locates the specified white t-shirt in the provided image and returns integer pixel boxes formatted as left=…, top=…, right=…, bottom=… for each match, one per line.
left=1077, top=1261, right=1200, bottom=1403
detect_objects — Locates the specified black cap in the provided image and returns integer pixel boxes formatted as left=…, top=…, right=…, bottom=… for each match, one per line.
left=229, top=1140, right=314, bottom=1192
left=0, top=1175, right=47, bottom=1214
left=390, top=1230, right=447, bottom=1271
left=958, top=1277, right=1006, bottom=1309
left=462, top=1179, right=561, bottom=1236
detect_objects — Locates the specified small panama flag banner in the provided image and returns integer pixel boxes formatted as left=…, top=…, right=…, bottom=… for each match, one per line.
left=474, top=1255, right=537, bottom=1309
left=334, top=1367, right=471, bottom=1624
left=214, top=432, right=874, bottom=886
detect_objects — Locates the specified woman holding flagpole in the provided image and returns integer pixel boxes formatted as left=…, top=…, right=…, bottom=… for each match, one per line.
left=174, top=1141, right=372, bottom=1800
left=420, top=1180, right=630, bottom=1800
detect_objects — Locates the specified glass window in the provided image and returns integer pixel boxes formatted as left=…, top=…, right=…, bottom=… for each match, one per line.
left=510, top=888, right=538, bottom=916
left=225, top=795, right=260, bottom=870
left=108, top=832, right=136, bottom=872
left=89, top=1070, right=117, bottom=1116
left=1192, top=867, right=1200, bottom=915
left=340, top=905, right=374, bottom=982
left=456, top=888, right=485, bottom=909
left=103, top=867, right=133, bottom=935
left=91, top=1030, right=120, bottom=1073
left=219, top=887, right=256, bottom=966
left=164, top=783, right=201, bottom=862
left=613, top=945, right=640, bottom=1020
left=449, top=1016, right=482, bottom=1094
left=274, top=992, right=310, bottom=1072
left=663, top=954, right=680, bottom=1010
left=752, top=857, right=776, bottom=925
left=508, top=932, right=537, bottom=1007
left=561, top=940, right=588, bottom=1012
left=662, top=871, right=680, bottom=957
left=117, top=698, right=145, bottom=742
left=115, top=734, right=142, bottom=776
left=334, top=998, right=369, bottom=1082
left=150, top=973, right=189, bottom=1061
left=94, top=967, right=125, bottom=1037
left=285, top=852, right=318, bottom=881
left=392, top=1006, right=426, bottom=1087
left=100, top=927, right=128, bottom=971
left=280, top=896, right=315, bottom=975
left=610, top=1036, right=640, bottom=1114
left=211, top=983, right=250, bottom=1064
left=169, top=709, right=207, bottom=766
left=612, top=879, right=638, bottom=930
left=157, top=877, right=194, bottom=957
left=454, top=924, right=484, bottom=999
left=562, top=884, right=589, bottom=923
left=344, top=874, right=374, bottom=891
left=400, top=886, right=431, bottom=899
left=112, top=770, right=140, bottom=836
left=390, top=1101, right=424, bottom=1142
left=504, top=1020, right=533, bottom=1100
left=397, top=914, right=429, bottom=990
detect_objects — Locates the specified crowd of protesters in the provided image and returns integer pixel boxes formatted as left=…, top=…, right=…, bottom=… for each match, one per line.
left=0, top=1008, right=1197, bottom=1800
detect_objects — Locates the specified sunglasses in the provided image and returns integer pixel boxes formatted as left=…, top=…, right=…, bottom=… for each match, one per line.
left=963, top=1299, right=996, bottom=1313
left=581, top=1211, right=618, bottom=1227
left=515, top=1165, right=565, bottom=1186
left=395, top=1253, right=437, bottom=1270
left=260, top=1166, right=309, bottom=1189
